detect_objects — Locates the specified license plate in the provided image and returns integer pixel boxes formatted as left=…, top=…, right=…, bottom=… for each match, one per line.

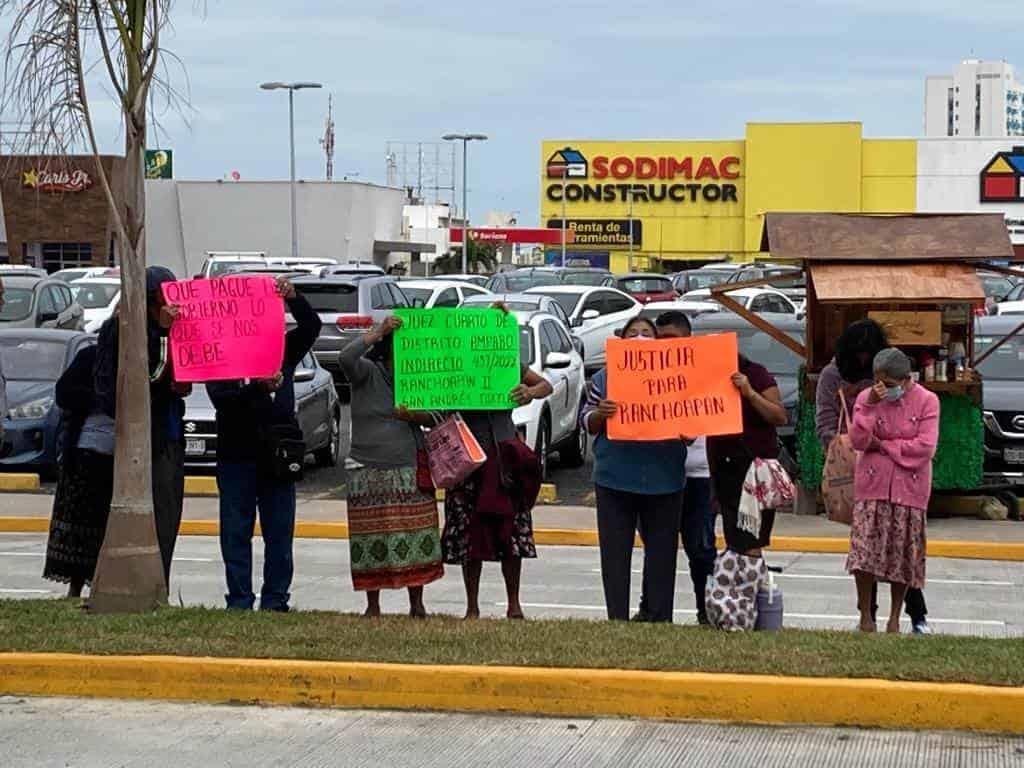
left=185, top=438, right=206, bottom=457
left=1005, top=447, right=1024, bottom=464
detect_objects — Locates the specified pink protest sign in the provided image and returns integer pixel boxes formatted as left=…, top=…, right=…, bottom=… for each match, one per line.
left=161, top=276, right=285, bottom=382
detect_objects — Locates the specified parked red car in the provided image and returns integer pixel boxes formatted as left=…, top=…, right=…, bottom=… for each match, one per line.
left=605, top=273, right=678, bottom=304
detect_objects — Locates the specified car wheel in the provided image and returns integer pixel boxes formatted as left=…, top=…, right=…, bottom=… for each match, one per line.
left=534, top=414, right=551, bottom=483
left=559, top=404, right=588, bottom=468
left=314, top=410, right=341, bottom=468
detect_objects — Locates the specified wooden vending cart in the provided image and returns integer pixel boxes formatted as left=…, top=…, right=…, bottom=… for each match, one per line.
left=710, top=212, right=1021, bottom=504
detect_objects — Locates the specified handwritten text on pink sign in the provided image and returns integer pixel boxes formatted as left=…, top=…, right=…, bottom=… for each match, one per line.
left=162, top=276, right=285, bottom=382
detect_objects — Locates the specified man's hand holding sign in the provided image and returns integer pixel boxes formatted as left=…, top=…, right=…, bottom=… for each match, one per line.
left=606, top=333, right=743, bottom=441
left=160, top=275, right=287, bottom=382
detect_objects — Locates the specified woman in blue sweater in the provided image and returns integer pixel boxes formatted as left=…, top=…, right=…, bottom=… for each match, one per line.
left=581, top=316, right=687, bottom=622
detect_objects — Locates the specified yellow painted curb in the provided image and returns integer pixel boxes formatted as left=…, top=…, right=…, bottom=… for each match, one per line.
left=183, top=476, right=218, bottom=496
left=0, top=653, right=1021, bottom=733
left=0, top=517, right=48, bottom=533
left=0, top=473, right=40, bottom=492
left=436, top=483, right=557, bottom=504
left=0, top=517, right=1021, bottom=560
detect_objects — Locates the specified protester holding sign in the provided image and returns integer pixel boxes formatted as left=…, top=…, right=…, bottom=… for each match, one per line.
left=581, top=316, right=688, bottom=623
left=93, top=266, right=189, bottom=585
left=206, top=277, right=321, bottom=612
left=706, top=353, right=788, bottom=556
left=338, top=315, right=443, bottom=618
left=436, top=305, right=552, bottom=621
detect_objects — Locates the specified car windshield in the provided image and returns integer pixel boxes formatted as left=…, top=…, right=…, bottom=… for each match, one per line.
left=53, top=270, right=88, bottom=283
left=72, top=282, right=119, bottom=308
left=622, top=277, right=672, bottom=293
left=401, top=287, right=433, bottom=306
left=0, top=287, right=34, bottom=321
left=502, top=300, right=543, bottom=313
left=980, top=276, right=1015, bottom=299
left=503, top=273, right=560, bottom=291
left=695, top=326, right=803, bottom=376
left=974, top=333, right=1024, bottom=380
left=210, top=261, right=264, bottom=277
left=519, top=327, right=533, bottom=365
left=561, top=272, right=608, bottom=286
left=687, top=272, right=731, bottom=290
left=0, top=338, right=67, bottom=380
left=294, top=284, right=359, bottom=313
left=530, top=290, right=581, bottom=316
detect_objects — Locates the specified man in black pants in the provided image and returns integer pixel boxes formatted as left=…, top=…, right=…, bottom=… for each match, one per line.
left=208, top=276, right=320, bottom=612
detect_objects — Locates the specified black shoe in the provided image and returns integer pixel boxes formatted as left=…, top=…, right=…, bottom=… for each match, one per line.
left=696, top=611, right=710, bottom=626
left=630, top=610, right=651, bottom=623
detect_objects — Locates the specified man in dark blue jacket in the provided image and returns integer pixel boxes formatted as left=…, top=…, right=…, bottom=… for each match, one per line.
left=208, top=276, right=321, bottom=611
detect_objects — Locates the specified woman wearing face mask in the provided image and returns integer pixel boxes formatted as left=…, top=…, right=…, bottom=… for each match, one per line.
left=847, top=348, right=939, bottom=634
left=581, top=316, right=688, bottom=622
left=817, top=320, right=931, bottom=634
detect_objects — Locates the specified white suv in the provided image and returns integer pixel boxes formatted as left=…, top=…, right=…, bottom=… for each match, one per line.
left=512, top=309, right=588, bottom=480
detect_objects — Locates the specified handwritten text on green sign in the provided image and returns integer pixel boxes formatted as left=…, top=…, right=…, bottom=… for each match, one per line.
left=393, top=308, right=520, bottom=410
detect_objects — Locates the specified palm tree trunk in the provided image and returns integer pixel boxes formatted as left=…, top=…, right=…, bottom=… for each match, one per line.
left=88, top=24, right=166, bottom=612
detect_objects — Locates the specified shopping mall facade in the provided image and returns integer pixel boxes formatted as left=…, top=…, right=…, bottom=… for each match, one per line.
left=540, top=122, right=1024, bottom=272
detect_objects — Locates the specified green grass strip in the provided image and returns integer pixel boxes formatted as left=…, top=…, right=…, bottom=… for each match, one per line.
left=1, top=600, right=1022, bottom=687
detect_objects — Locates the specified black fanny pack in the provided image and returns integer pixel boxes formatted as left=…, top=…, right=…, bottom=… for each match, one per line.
left=262, top=422, right=306, bottom=483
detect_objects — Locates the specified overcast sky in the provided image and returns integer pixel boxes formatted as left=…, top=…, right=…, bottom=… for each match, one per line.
left=37, top=1, right=1024, bottom=221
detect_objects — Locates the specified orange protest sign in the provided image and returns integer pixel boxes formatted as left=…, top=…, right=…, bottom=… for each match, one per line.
left=606, top=333, right=742, bottom=441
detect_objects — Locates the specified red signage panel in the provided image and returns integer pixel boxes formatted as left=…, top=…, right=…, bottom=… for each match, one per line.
left=450, top=227, right=574, bottom=245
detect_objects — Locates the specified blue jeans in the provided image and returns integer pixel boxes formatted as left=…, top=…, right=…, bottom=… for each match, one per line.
left=217, top=461, right=296, bottom=611
left=680, top=477, right=716, bottom=616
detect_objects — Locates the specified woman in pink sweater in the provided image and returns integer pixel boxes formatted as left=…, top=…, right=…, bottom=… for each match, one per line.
left=847, top=348, right=940, bottom=634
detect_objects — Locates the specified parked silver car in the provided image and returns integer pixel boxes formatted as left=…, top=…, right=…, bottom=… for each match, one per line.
left=181, top=352, right=341, bottom=468
left=0, top=275, right=83, bottom=330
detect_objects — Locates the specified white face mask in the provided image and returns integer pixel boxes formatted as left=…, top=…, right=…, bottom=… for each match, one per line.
left=630, top=333, right=656, bottom=341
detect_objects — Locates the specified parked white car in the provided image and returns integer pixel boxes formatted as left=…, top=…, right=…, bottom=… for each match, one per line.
left=70, top=277, right=121, bottom=333
left=637, top=299, right=722, bottom=322
left=525, top=285, right=640, bottom=372
left=399, top=279, right=491, bottom=308
left=51, top=266, right=118, bottom=284
left=682, top=287, right=802, bottom=316
left=511, top=309, right=587, bottom=480
left=994, top=283, right=1024, bottom=315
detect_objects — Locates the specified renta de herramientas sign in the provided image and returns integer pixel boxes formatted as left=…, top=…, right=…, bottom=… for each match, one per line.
left=545, top=146, right=740, bottom=204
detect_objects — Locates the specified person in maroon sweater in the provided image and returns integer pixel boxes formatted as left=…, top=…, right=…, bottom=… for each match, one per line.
left=707, top=355, right=788, bottom=556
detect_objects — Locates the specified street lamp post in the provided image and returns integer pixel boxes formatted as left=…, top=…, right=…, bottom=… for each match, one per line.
left=260, top=81, right=323, bottom=260
left=442, top=133, right=488, bottom=274
left=561, top=173, right=567, bottom=267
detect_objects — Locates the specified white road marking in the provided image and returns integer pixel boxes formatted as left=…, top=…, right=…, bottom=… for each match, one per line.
left=589, top=568, right=1016, bottom=588
left=500, top=602, right=1006, bottom=627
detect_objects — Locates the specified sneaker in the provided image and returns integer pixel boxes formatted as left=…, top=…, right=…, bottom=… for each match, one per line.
left=912, top=620, right=932, bottom=635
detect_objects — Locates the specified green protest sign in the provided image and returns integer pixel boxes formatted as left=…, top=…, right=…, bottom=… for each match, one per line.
left=392, top=308, right=520, bottom=410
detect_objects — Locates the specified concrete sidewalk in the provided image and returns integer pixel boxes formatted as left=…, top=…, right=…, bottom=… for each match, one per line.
left=1, top=493, right=1022, bottom=542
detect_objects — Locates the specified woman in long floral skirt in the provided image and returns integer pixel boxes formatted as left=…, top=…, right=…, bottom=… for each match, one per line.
left=339, top=316, right=443, bottom=617
left=847, top=348, right=939, bottom=634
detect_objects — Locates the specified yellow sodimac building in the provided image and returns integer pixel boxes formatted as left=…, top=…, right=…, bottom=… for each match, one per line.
left=540, top=122, right=916, bottom=272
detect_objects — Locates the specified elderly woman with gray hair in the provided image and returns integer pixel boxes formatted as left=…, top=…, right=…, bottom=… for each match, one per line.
left=846, top=348, right=940, bottom=634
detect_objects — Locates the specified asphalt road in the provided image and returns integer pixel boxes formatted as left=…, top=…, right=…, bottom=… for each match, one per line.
left=172, top=404, right=597, bottom=506
left=0, top=533, right=1020, bottom=636
left=2, top=697, right=1022, bottom=768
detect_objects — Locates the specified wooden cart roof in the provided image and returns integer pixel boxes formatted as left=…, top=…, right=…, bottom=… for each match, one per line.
left=809, top=262, right=985, bottom=302
left=760, top=213, right=1014, bottom=262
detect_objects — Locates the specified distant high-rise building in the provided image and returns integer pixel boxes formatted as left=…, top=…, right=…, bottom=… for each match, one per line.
left=925, top=59, right=1024, bottom=138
